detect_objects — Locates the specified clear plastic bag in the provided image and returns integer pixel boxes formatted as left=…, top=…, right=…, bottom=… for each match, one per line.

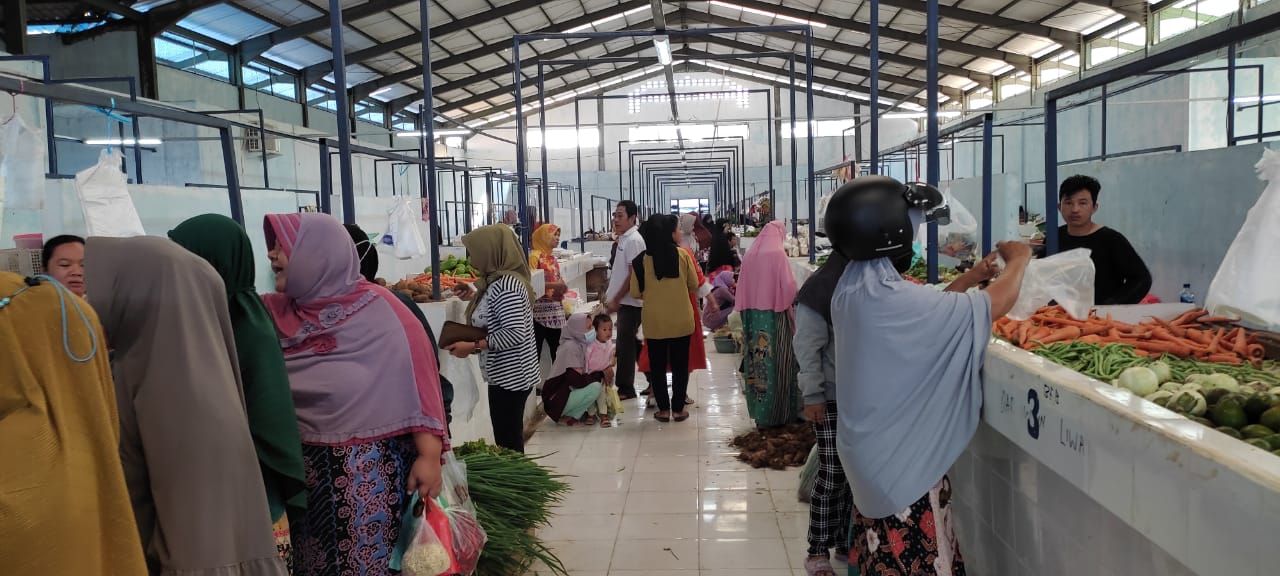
left=439, top=453, right=485, bottom=575
left=923, top=190, right=979, bottom=260
left=1205, top=149, right=1280, bottom=332
left=1004, top=248, right=1096, bottom=321
left=75, top=150, right=145, bottom=237
left=396, top=494, right=460, bottom=576
left=796, top=445, right=819, bottom=504
left=1, top=116, right=47, bottom=210
left=384, top=198, right=429, bottom=259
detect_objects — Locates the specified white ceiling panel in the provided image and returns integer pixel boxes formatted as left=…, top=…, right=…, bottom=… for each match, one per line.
left=1000, top=33, right=1058, bottom=56
left=262, top=38, right=334, bottom=68
left=234, top=0, right=323, bottom=26
left=1043, top=4, right=1121, bottom=32
left=180, top=4, right=277, bottom=44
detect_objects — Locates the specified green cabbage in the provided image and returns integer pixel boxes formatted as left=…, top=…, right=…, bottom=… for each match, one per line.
left=1118, top=367, right=1160, bottom=397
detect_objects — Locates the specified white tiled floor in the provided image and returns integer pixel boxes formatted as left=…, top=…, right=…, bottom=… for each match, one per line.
left=525, top=348, right=848, bottom=576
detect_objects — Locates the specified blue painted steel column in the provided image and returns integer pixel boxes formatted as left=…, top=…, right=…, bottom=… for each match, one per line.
left=420, top=0, right=442, bottom=299
left=870, top=0, right=880, bottom=174
left=767, top=90, right=774, bottom=219
left=805, top=30, right=818, bottom=264
left=319, top=139, right=332, bottom=214
left=575, top=101, right=587, bottom=251
left=538, top=62, right=550, bottom=223
left=1227, top=44, right=1236, bottom=146
left=327, top=0, right=356, bottom=224
left=220, top=126, right=244, bottom=224
left=925, top=0, right=940, bottom=284
left=981, top=113, right=993, bottom=255
left=789, top=57, right=798, bottom=235
left=485, top=172, right=494, bottom=225
left=1100, top=84, right=1108, bottom=159
left=512, top=38, right=531, bottom=251
left=1044, top=97, right=1059, bottom=255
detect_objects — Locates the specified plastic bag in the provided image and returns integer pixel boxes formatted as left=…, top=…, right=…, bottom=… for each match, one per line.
left=1, top=116, right=47, bottom=210
left=797, top=444, right=819, bottom=503
left=393, top=494, right=460, bottom=576
left=75, top=149, right=145, bottom=237
left=1205, top=149, right=1280, bottom=332
left=439, top=453, right=485, bottom=574
left=384, top=198, right=429, bottom=259
left=605, top=385, right=625, bottom=415
left=934, top=190, right=978, bottom=260
left=1004, top=248, right=1096, bottom=321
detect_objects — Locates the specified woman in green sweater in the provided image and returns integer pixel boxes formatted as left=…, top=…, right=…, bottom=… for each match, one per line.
left=630, top=214, right=700, bottom=422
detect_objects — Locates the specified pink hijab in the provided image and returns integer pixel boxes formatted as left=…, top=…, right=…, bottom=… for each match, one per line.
left=261, top=213, right=448, bottom=447
left=735, top=220, right=796, bottom=312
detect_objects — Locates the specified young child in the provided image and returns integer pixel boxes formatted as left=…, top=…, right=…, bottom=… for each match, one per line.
left=586, top=314, right=618, bottom=427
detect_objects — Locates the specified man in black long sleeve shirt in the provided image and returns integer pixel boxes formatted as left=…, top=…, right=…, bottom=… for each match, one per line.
left=1058, top=175, right=1153, bottom=305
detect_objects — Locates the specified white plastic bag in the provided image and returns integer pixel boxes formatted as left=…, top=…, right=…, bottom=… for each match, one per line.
left=1003, top=248, right=1095, bottom=321
left=1, top=116, right=47, bottom=210
left=383, top=198, right=428, bottom=259
left=75, top=149, right=145, bottom=237
left=1205, top=148, right=1280, bottom=331
left=935, top=189, right=978, bottom=260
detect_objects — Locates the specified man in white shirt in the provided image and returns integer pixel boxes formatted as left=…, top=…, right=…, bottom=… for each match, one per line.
left=605, top=200, right=646, bottom=400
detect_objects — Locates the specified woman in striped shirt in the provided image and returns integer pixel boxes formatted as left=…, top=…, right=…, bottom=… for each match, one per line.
left=446, top=225, right=540, bottom=453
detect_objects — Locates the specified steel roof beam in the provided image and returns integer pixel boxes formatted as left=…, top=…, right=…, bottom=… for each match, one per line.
left=873, top=0, right=1080, bottom=44
left=678, top=47, right=923, bottom=102
left=669, top=0, right=1031, bottom=71
left=454, top=61, right=659, bottom=124
left=679, top=9, right=992, bottom=87
left=1073, top=0, right=1147, bottom=25
left=239, top=0, right=416, bottom=61
left=676, top=60, right=886, bottom=110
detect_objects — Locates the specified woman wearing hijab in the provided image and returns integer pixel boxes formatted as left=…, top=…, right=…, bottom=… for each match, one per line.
left=703, top=269, right=736, bottom=331
left=342, top=223, right=454, bottom=423
left=678, top=212, right=699, bottom=253
left=446, top=224, right=540, bottom=453
left=540, top=313, right=606, bottom=425
left=529, top=223, right=569, bottom=364
left=261, top=212, right=448, bottom=576
left=736, top=220, right=800, bottom=428
left=794, top=251, right=852, bottom=576
left=169, top=214, right=308, bottom=565
left=707, top=217, right=738, bottom=274
left=825, top=177, right=1030, bottom=576
left=643, top=215, right=710, bottom=390
left=87, top=236, right=287, bottom=576
left=0, top=272, right=148, bottom=575
left=630, top=214, right=700, bottom=422
left=693, top=212, right=713, bottom=262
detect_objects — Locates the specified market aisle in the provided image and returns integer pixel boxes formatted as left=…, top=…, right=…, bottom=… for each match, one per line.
left=525, top=348, right=840, bottom=576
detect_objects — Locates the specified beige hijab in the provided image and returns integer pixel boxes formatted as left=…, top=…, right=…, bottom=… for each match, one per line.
left=87, top=236, right=286, bottom=576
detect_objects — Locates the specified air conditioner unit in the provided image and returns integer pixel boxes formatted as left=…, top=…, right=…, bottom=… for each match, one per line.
left=244, top=127, right=281, bottom=156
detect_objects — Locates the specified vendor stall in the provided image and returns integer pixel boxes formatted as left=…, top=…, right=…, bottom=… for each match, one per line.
left=957, top=308, right=1280, bottom=576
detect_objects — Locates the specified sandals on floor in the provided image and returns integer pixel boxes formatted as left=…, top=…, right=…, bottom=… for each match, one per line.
left=673, top=411, right=690, bottom=422
left=804, top=556, right=837, bottom=576
left=582, top=415, right=598, bottom=426
left=655, top=411, right=671, bottom=422
left=600, top=415, right=612, bottom=428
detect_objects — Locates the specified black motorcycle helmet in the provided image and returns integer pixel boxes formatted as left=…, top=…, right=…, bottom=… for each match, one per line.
left=823, top=175, right=947, bottom=272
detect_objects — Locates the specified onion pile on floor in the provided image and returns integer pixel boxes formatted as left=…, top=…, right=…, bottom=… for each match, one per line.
left=730, top=422, right=816, bottom=469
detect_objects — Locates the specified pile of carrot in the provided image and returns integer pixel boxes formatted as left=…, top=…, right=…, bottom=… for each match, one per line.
left=994, top=306, right=1266, bottom=366
left=408, top=273, right=475, bottom=290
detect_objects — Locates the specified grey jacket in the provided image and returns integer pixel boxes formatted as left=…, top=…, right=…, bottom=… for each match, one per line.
left=794, top=303, right=837, bottom=404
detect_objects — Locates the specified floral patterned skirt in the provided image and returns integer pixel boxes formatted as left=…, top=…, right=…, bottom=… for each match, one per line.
left=851, top=475, right=965, bottom=576
left=292, top=435, right=417, bottom=576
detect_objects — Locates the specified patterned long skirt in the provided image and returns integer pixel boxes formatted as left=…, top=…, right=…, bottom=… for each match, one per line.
left=739, top=309, right=800, bottom=427
left=292, top=435, right=418, bottom=576
left=851, top=476, right=965, bottom=576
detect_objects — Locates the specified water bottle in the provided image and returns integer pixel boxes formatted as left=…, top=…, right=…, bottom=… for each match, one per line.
left=1180, top=283, right=1196, bottom=305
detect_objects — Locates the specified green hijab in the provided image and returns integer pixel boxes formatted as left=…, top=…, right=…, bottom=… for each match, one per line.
left=168, top=214, right=306, bottom=521
left=461, top=224, right=535, bottom=320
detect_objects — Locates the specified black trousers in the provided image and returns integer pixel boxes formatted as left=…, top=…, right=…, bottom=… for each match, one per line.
left=645, top=335, right=692, bottom=413
left=534, top=323, right=561, bottom=364
left=489, top=386, right=532, bottom=453
left=615, top=305, right=643, bottom=396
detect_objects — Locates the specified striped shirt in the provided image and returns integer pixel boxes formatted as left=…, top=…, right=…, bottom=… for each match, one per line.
left=472, top=275, right=540, bottom=392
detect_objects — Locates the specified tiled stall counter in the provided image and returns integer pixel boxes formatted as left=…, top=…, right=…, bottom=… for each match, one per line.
left=953, top=341, right=1280, bottom=576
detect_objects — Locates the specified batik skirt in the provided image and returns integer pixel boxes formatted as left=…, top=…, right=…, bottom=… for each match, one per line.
left=292, top=435, right=418, bottom=576
left=739, top=308, right=800, bottom=428
left=851, top=475, right=965, bottom=576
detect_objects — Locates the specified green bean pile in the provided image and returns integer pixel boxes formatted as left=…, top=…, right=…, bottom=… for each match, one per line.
left=455, top=441, right=572, bottom=576
left=1032, top=342, right=1280, bottom=386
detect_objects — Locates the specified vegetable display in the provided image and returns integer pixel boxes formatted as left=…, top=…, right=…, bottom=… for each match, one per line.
left=453, top=441, right=571, bottom=576
left=391, top=256, right=480, bottom=302
left=995, top=306, right=1266, bottom=366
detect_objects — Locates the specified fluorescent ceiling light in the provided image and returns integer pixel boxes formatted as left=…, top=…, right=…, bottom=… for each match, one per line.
left=564, top=6, right=647, bottom=33
left=1233, top=95, right=1280, bottom=104
left=882, top=111, right=963, bottom=119
left=654, top=35, right=672, bottom=66
left=369, top=86, right=394, bottom=96
left=395, top=129, right=471, bottom=138
left=709, top=1, right=826, bottom=28
left=83, top=138, right=162, bottom=146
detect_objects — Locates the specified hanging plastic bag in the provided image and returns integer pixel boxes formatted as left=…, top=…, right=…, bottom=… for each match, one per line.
left=606, top=385, right=625, bottom=415
left=1, top=115, right=47, bottom=210
left=1003, top=248, right=1096, bottom=321
left=1205, top=149, right=1280, bottom=332
left=75, top=149, right=145, bottom=237
left=439, top=453, right=486, bottom=575
left=931, top=190, right=979, bottom=261
left=383, top=198, right=429, bottom=259
left=392, top=493, right=460, bottom=576
left=797, top=444, right=819, bottom=504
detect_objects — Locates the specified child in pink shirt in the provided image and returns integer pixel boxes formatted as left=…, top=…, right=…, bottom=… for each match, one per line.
left=586, top=314, right=618, bottom=427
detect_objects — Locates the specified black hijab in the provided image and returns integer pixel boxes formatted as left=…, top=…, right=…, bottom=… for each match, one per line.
left=632, top=214, right=681, bottom=292
left=795, top=251, right=850, bottom=324
left=707, top=218, right=735, bottom=272
left=343, top=224, right=380, bottom=283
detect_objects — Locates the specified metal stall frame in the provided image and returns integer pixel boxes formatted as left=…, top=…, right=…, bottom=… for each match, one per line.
left=0, top=73, right=244, bottom=222
left=512, top=25, right=817, bottom=256
left=622, top=138, right=745, bottom=217
left=1043, top=10, right=1280, bottom=255
left=628, top=146, right=740, bottom=213
left=640, top=164, right=731, bottom=210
